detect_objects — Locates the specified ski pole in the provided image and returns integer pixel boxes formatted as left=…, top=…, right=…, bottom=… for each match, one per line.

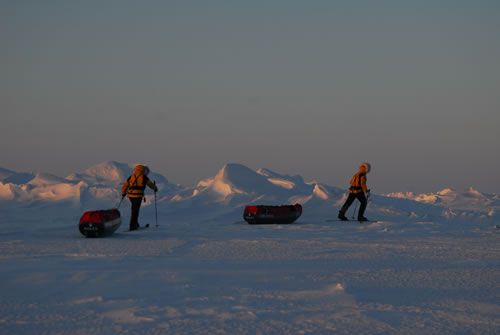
left=116, top=195, right=125, bottom=209
left=351, top=201, right=358, bottom=220
left=154, top=182, right=158, bottom=229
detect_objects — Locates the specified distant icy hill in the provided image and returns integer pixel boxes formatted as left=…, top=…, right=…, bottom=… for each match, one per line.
left=66, top=161, right=171, bottom=188
left=0, top=167, right=34, bottom=184
left=163, top=164, right=495, bottom=223
left=170, top=164, right=345, bottom=208
left=0, top=162, right=497, bottom=223
left=188, top=163, right=310, bottom=203
left=164, top=164, right=314, bottom=221
left=0, top=161, right=182, bottom=211
left=385, top=188, right=499, bottom=217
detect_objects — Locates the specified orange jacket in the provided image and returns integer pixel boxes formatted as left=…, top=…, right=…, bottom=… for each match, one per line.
left=349, top=172, right=368, bottom=194
left=121, top=165, right=157, bottom=199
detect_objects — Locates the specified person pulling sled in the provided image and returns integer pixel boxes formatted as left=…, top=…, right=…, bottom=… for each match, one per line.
left=121, top=164, right=158, bottom=231
left=338, top=162, right=371, bottom=222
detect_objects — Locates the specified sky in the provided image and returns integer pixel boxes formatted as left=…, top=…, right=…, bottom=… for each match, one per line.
left=1, top=0, right=499, bottom=193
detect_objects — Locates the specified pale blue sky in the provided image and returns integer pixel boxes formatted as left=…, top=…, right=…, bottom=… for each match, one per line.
left=1, top=0, right=499, bottom=192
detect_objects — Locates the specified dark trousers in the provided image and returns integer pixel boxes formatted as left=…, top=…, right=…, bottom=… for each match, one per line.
left=129, top=197, right=143, bottom=229
left=340, top=192, right=367, bottom=218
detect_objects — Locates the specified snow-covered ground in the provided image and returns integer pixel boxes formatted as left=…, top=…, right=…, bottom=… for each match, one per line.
left=1, top=216, right=498, bottom=334
left=0, top=162, right=499, bottom=334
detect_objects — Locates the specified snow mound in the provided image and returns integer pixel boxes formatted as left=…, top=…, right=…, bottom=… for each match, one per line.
left=66, top=161, right=130, bottom=186
left=0, top=167, right=14, bottom=180
left=267, top=178, right=296, bottom=190
left=312, top=184, right=329, bottom=200
left=464, top=187, right=483, bottom=198
left=0, top=162, right=497, bottom=223
left=0, top=167, right=35, bottom=184
left=197, top=164, right=281, bottom=197
left=385, top=187, right=499, bottom=213
left=0, top=182, right=16, bottom=200
left=83, top=161, right=128, bottom=183
left=28, top=173, right=68, bottom=186
left=32, top=181, right=85, bottom=203
left=0, top=162, right=179, bottom=210
left=68, top=161, right=181, bottom=196
left=256, top=168, right=304, bottom=185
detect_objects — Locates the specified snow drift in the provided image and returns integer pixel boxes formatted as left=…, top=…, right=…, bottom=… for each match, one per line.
left=0, top=161, right=498, bottom=223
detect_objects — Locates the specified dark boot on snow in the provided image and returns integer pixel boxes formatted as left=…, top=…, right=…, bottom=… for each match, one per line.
left=358, top=216, right=369, bottom=222
left=338, top=212, right=349, bottom=221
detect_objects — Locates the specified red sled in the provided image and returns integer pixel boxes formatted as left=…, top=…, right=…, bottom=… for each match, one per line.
left=243, top=204, right=302, bottom=224
left=79, top=209, right=121, bottom=237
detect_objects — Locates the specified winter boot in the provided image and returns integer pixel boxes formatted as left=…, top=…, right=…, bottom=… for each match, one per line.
left=358, top=216, right=369, bottom=222
left=338, top=212, right=349, bottom=221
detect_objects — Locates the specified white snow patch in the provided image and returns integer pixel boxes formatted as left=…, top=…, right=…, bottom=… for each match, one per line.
left=312, top=184, right=329, bottom=200
left=71, top=296, right=104, bottom=305
left=0, top=183, right=16, bottom=200
left=268, top=178, right=295, bottom=189
left=103, top=308, right=155, bottom=324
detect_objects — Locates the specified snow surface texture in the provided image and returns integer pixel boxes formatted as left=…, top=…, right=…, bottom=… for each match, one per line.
left=0, top=162, right=499, bottom=334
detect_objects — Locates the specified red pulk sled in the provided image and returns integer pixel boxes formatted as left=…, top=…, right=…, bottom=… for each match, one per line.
left=79, top=209, right=121, bottom=237
left=243, top=204, right=303, bottom=224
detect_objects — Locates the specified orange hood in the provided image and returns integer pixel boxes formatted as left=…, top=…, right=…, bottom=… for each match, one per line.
left=133, top=164, right=149, bottom=176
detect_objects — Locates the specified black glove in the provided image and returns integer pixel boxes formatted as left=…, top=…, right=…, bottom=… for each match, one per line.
left=121, top=193, right=126, bottom=198
left=154, top=187, right=158, bottom=193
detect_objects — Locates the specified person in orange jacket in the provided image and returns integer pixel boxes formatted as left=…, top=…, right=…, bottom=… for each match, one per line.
left=338, top=162, right=371, bottom=222
left=121, top=164, right=158, bottom=230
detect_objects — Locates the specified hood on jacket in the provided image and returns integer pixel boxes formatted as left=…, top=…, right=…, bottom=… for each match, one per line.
left=359, top=162, right=371, bottom=174
left=133, top=164, right=150, bottom=176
